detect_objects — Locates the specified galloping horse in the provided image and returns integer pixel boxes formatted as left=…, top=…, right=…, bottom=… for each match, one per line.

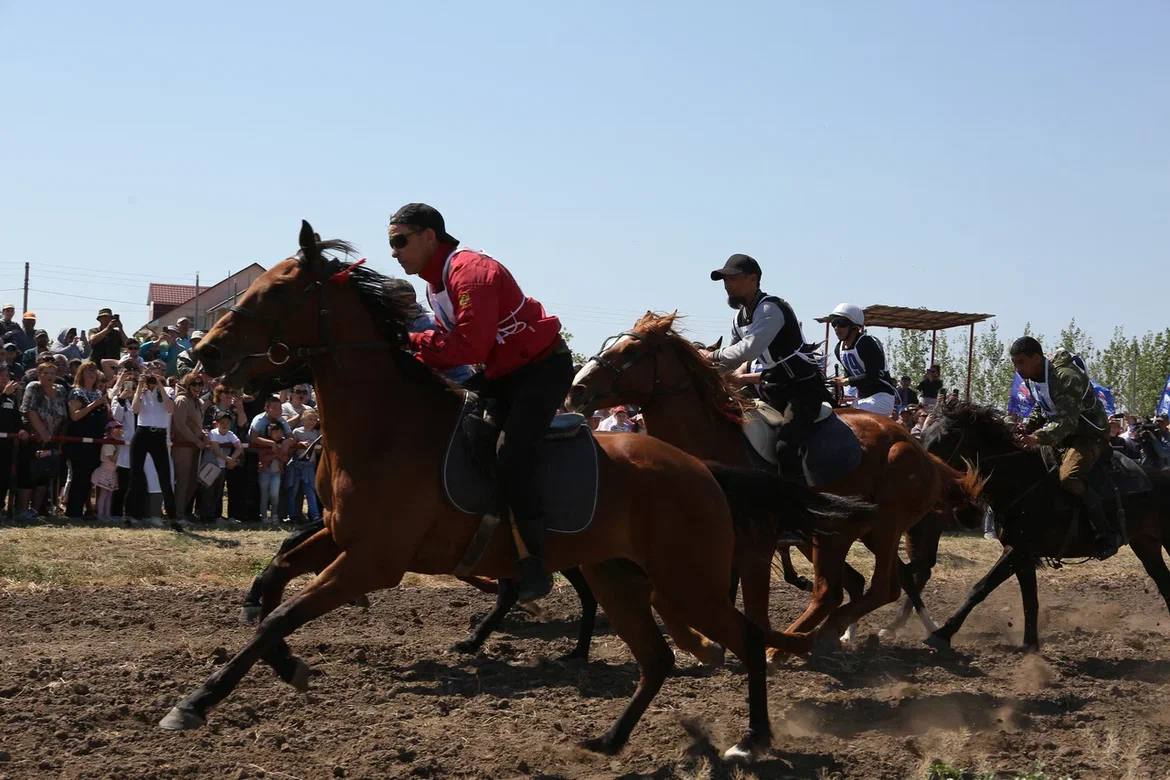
left=160, top=222, right=865, bottom=759
left=922, top=403, right=1170, bottom=651
left=567, top=312, right=982, bottom=659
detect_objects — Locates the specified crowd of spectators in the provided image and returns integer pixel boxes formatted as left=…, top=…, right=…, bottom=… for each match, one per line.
left=0, top=305, right=322, bottom=526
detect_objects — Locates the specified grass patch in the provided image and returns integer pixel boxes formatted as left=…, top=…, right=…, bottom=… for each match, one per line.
left=924, top=760, right=1069, bottom=780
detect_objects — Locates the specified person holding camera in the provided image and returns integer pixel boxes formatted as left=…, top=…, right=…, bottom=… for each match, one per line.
left=63, top=361, right=109, bottom=519
left=127, top=365, right=176, bottom=524
left=109, top=366, right=139, bottom=517
left=87, top=308, right=125, bottom=364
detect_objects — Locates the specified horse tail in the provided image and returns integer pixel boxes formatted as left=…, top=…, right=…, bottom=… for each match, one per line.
left=931, top=454, right=987, bottom=528
left=702, top=461, right=874, bottom=537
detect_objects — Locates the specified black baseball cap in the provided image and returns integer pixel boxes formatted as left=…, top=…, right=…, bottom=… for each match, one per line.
left=710, top=254, right=762, bottom=281
left=389, top=203, right=458, bottom=244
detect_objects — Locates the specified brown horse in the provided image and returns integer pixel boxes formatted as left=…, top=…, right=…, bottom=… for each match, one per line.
left=567, top=312, right=982, bottom=659
left=159, top=222, right=864, bottom=759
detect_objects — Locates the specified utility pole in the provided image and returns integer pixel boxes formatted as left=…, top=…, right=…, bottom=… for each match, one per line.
left=22, top=262, right=29, bottom=313
left=194, top=273, right=201, bottom=330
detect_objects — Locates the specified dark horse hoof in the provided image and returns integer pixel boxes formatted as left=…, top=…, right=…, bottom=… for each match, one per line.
left=788, top=575, right=814, bottom=593
left=451, top=638, right=481, bottom=655
left=559, top=648, right=589, bottom=663
left=923, top=633, right=952, bottom=653
left=240, top=603, right=261, bottom=625
left=159, top=705, right=205, bottom=731
left=580, top=735, right=623, bottom=756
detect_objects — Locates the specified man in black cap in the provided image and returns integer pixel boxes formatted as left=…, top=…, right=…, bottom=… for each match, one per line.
left=389, top=202, right=571, bottom=602
left=88, top=308, right=125, bottom=363
left=705, top=254, right=830, bottom=476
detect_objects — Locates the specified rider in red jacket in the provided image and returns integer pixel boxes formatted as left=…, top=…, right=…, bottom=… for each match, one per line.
left=390, top=203, right=572, bottom=602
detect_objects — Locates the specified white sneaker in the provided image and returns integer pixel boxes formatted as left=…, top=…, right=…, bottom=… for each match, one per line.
left=984, top=531, right=997, bottom=541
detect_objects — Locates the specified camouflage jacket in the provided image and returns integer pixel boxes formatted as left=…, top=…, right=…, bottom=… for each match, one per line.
left=1025, top=350, right=1109, bottom=447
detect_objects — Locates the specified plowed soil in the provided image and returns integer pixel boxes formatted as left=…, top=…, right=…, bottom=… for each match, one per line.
left=2, top=530, right=1169, bottom=779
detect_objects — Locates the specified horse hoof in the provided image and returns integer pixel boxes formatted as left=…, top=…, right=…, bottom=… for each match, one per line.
left=580, top=735, right=622, bottom=756
left=723, top=743, right=754, bottom=762
left=923, top=633, right=951, bottom=653
left=811, top=632, right=841, bottom=657
left=240, top=604, right=261, bottom=625
left=159, top=705, right=205, bottom=731
left=559, top=649, right=589, bottom=663
left=839, top=625, right=858, bottom=644
left=697, top=643, right=726, bottom=668
left=1023, top=642, right=1041, bottom=655
left=877, top=628, right=896, bottom=640
left=451, top=639, right=480, bottom=655
left=349, top=594, right=370, bottom=610
left=289, top=658, right=312, bottom=692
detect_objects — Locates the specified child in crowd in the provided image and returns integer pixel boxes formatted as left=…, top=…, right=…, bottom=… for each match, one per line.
left=91, top=421, right=122, bottom=520
left=200, top=410, right=243, bottom=522
left=257, top=423, right=294, bottom=524
left=287, top=408, right=322, bottom=523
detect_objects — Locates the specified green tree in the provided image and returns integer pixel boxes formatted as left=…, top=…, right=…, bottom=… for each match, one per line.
left=1058, top=317, right=1095, bottom=358
left=888, top=328, right=930, bottom=386
left=1095, top=327, right=1134, bottom=409
left=969, top=321, right=1013, bottom=407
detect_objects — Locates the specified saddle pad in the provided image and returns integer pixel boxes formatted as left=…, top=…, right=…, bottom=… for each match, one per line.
left=801, top=412, right=863, bottom=487
left=442, top=393, right=600, bottom=534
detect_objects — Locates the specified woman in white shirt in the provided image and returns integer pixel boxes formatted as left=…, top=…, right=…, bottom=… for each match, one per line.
left=127, top=368, right=175, bottom=522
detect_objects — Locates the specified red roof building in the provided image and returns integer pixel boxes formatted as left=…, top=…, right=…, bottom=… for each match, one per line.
left=147, top=284, right=199, bottom=321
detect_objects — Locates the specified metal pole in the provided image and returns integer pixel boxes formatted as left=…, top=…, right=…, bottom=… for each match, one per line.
left=930, top=329, right=937, bottom=368
left=965, top=323, right=975, bottom=401
left=823, top=321, right=831, bottom=374
left=22, top=262, right=29, bottom=314
left=194, top=273, right=201, bottom=330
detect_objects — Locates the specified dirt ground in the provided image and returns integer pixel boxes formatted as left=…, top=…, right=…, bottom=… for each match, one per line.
left=2, top=526, right=1170, bottom=779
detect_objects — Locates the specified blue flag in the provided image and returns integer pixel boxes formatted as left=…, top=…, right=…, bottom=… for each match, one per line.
left=1157, top=374, right=1170, bottom=418
left=1093, top=383, right=1115, bottom=416
left=1007, top=373, right=1034, bottom=417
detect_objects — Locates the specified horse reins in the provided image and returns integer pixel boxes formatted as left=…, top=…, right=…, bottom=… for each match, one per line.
left=583, top=331, right=692, bottom=405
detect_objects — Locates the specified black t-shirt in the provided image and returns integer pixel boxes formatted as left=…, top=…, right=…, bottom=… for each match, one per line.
left=0, top=391, right=22, bottom=433
left=917, top=378, right=942, bottom=400
left=87, top=326, right=125, bottom=362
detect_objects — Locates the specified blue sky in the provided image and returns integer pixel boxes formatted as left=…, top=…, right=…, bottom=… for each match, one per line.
left=2, top=2, right=1166, bottom=363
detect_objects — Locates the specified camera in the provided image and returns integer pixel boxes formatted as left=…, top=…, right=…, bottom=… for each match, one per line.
left=145, top=376, right=157, bottom=387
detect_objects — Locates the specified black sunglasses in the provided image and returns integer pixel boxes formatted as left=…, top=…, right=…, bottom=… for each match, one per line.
left=830, top=318, right=852, bottom=328
left=388, top=230, right=422, bottom=250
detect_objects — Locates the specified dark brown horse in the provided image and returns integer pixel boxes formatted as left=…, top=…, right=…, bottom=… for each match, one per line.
left=567, top=312, right=983, bottom=659
left=922, top=403, right=1170, bottom=651
left=160, top=222, right=864, bottom=759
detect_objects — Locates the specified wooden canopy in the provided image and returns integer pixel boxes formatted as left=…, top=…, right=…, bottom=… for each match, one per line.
left=815, top=304, right=992, bottom=331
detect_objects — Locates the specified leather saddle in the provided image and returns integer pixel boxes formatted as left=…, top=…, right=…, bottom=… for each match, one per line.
left=742, top=399, right=862, bottom=486
left=441, top=392, right=599, bottom=534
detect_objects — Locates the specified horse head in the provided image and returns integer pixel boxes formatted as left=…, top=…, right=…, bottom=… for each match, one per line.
left=565, top=311, right=693, bottom=413
left=195, top=220, right=359, bottom=393
left=921, top=402, right=1021, bottom=470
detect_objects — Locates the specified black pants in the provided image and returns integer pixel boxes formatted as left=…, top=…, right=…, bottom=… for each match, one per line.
left=112, top=466, right=130, bottom=517
left=225, top=457, right=249, bottom=520
left=482, top=344, right=575, bottom=561
left=238, top=453, right=260, bottom=523
left=64, top=442, right=101, bottom=518
left=762, top=378, right=830, bottom=465
left=0, top=440, right=14, bottom=516
left=127, top=427, right=175, bottom=520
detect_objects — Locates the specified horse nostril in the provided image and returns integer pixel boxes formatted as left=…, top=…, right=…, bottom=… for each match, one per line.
left=198, top=344, right=220, bottom=362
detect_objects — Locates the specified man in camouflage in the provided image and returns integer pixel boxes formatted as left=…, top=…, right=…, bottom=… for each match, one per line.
left=1011, top=336, right=1122, bottom=559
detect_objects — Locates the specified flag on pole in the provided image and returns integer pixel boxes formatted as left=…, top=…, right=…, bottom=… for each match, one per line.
left=1157, top=374, right=1170, bottom=418
left=1007, top=373, right=1033, bottom=417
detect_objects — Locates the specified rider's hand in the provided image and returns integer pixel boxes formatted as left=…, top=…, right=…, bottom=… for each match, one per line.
left=830, top=376, right=849, bottom=389
left=1018, top=433, right=1040, bottom=449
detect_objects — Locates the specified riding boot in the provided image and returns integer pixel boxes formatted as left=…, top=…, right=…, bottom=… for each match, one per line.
left=1081, top=486, right=1121, bottom=560
left=774, top=440, right=805, bottom=485
left=512, top=509, right=553, bottom=603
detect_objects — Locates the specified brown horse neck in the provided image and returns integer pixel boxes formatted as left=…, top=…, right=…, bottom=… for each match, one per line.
left=641, top=388, right=746, bottom=464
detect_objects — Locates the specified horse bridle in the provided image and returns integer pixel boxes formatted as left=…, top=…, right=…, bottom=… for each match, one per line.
left=220, top=257, right=389, bottom=378
left=583, top=331, right=692, bottom=404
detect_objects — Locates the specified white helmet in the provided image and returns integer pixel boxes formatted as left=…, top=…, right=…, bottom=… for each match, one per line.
left=830, top=303, right=865, bottom=327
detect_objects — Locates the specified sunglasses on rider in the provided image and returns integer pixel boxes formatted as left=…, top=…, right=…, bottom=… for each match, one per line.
left=388, top=230, right=422, bottom=250
left=830, top=318, right=852, bottom=328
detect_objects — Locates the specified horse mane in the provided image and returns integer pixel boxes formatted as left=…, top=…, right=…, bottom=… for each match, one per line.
left=632, top=311, right=747, bottom=425
left=309, top=242, right=457, bottom=394
left=936, top=402, right=1022, bottom=453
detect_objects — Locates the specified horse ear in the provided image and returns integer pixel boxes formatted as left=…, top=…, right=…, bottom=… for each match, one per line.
left=298, top=220, right=326, bottom=275
left=299, top=220, right=316, bottom=251
left=706, top=336, right=724, bottom=351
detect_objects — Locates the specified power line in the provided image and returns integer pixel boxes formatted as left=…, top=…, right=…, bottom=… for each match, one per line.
left=27, top=288, right=144, bottom=306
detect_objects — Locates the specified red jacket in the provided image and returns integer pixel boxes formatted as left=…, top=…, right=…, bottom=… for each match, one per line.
left=408, top=244, right=562, bottom=379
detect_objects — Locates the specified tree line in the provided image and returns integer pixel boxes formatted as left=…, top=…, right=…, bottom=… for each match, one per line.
left=883, top=320, right=1170, bottom=415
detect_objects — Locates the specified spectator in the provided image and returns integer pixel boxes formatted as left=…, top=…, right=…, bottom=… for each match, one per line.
left=282, top=385, right=313, bottom=428
left=87, top=308, right=126, bottom=364
left=0, top=364, right=23, bottom=514
left=200, top=410, right=243, bottom=523
left=140, top=328, right=181, bottom=376
left=52, top=328, right=90, bottom=361
left=389, top=278, right=477, bottom=385
left=21, top=329, right=49, bottom=370
left=588, top=410, right=607, bottom=431
left=173, top=317, right=194, bottom=351
left=1, top=343, right=23, bottom=380
left=598, top=406, right=636, bottom=432
left=1109, top=418, right=1140, bottom=459
left=917, top=365, right=942, bottom=409
left=109, top=366, right=139, bottom=518
left=64, top=361, right=109, bottom=519
left=171, top=372, right=208, bottom=522
left=121, top=339, right=146, bottom=369
left=947, top=389, right=960, bottom=406
left=5, top=309, right=36, bottom=354
left=16, top=356, right=67, bottom=520
left=911, top=406, right=930, bottom=437
left=127, top=365, right=176, bottom=523
left=249, top=395, right=292, bottom=523
left=287, top=408, right=322, bottom=524
left=91, top=420, right=122, bottom=520
left=175, top=330, right=205, bottom=378
left=0, top=303, right=15, bottom=335
left=894, top=376, right=919, bottom=411
left=257, top=423, right=294, bottom=524
left=899, top=405, right=917, bottom=429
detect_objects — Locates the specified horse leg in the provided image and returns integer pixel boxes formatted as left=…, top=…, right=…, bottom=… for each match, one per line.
left=774, top=537, right=848, bottom=664
left=1130, top=535, right=1170, bottom=614
left=925, top=548, right=1019, bottom=651
left=738, top=536, right=776, bottom=630
left=577, top=560, right=673, bottom=755
left=778, top=544, right=812, bottom=592
left=838, top=562, right=867, bottom=643
left=1014, top=561, right=1040, bottom=652
left=880, top=523, right=941, bottom=639
left=452, top=578, right=518, bottom=655
left=242, top=520, right=328, bottom=623
left=160, top=549, right=390, bottom=730
left=561, top=567, right=598, bottom=661
left=818, top=534, right=902, bottom=649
